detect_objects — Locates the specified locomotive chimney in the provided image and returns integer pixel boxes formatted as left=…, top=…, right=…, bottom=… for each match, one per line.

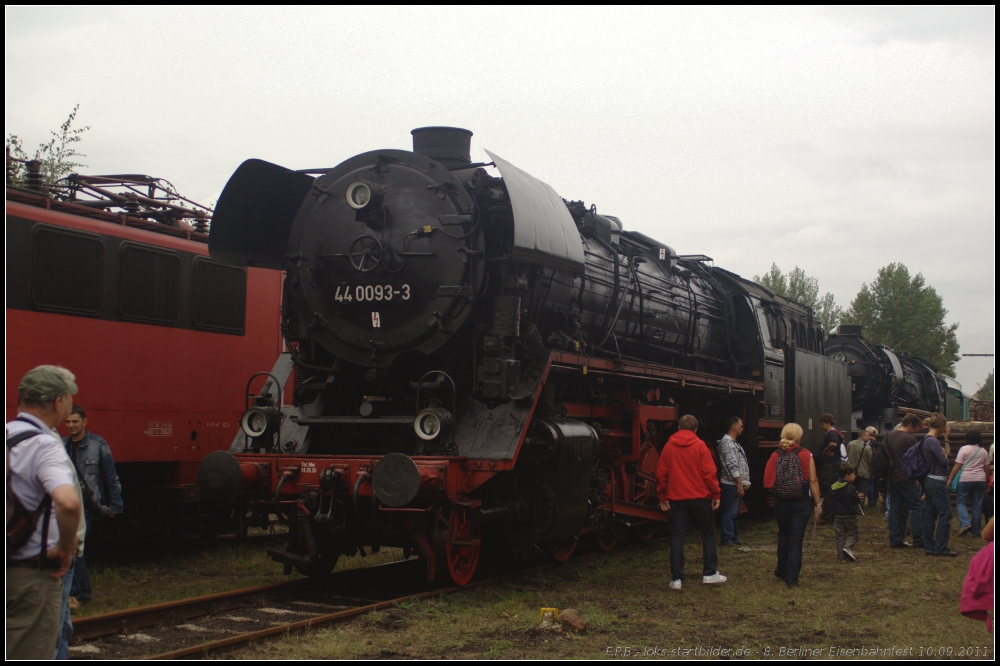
left=411, top=126, right=473, bottom=169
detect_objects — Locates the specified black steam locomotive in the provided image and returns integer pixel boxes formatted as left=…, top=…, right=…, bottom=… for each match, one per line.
left=199, top=127, right=856, bottom=584
left=825, top=325, right=970, bottom=432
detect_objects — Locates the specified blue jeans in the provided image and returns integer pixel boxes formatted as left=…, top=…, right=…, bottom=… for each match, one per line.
left=887, top=481, right=923, bottom=548
left=921, top=478, right=952, bottom=554
left=773, top=496, right=812, bottom=587
left=53, top=560, right=75, bottom=659
left=957, top=481, right=987, bottom=535
left=720, top=483, right=742, bottom=545
left=669, top=498, right=718, bottom=582
left=70, top=512, right=94, bottom=602
left=867, top=476, right=878, bottom=507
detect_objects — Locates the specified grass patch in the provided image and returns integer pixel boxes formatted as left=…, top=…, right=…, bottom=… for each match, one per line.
left=235, top=508, right=993, bottom=659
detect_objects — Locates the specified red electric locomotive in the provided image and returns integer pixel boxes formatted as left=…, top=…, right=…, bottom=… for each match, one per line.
left=5, top=170, right=284, bottom=532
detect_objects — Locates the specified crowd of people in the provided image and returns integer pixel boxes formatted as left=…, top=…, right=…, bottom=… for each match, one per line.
left=6, top=366, right=124, bottom=660
left=654, top=409, right=994, bottom=602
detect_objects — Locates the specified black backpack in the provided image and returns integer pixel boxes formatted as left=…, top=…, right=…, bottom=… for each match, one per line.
left=6, top=426, right=53, bottom=558
left=870, top=441, right=890, bottom=477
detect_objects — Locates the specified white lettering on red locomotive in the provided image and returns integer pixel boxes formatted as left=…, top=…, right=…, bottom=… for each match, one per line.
left=300, top=461, right=317, bottom=474
left=145, top=421, right=173, bottom=437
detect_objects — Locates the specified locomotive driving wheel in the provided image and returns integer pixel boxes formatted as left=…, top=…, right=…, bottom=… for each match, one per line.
left=434, top=506, right=481, bottom=586
left=552, top=538, right=578, bottom=563
left=635, top=523, right=659, bottom=543
left=596, top=520, right=622, bottom=552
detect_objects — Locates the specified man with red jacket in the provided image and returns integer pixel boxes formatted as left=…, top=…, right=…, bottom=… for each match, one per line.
left=656, top=415, right=727, bottom=590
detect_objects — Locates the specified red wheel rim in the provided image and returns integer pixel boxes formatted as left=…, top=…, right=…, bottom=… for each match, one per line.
left=552, top=538, right=578, bottom=563
left=636, top=523, right=657, bottom=543
left=597, top=527, right=619, bottom=552
left=445, top=508, right=480, bottom=586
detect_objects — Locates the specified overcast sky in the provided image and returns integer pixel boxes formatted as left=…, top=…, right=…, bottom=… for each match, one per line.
left=6, top=6, right=994, bottom=391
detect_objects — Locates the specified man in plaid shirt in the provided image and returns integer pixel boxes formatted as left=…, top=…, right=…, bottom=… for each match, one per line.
left=718, top=416, right=751, bottom=545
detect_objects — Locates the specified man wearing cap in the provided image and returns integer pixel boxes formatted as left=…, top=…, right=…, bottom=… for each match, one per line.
left=6, top=366, right=83, bottom=659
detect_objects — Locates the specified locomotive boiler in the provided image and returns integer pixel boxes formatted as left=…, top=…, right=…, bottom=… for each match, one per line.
left=199, top=127, right=850, bottom=584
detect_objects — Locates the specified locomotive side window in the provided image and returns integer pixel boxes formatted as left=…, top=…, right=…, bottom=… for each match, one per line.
left=192, top=257, right=247, bottom=335
left=118, top=243, right=181, bottom=325
left=30, top=226, right=105, bottom=316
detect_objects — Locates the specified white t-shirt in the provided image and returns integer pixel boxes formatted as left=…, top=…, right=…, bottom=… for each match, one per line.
left=954, top=445, right=990, bottom=484
left=5, top=413, right=75, bottom=560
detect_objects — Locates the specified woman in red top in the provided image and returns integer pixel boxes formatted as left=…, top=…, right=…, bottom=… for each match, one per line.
left=763, top=423, right=822, bottom=588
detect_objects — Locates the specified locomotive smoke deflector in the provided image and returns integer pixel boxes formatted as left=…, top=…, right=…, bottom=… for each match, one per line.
left=484, top=150, right=585, bottom=273
left=209, top=159, right=315, bottom=268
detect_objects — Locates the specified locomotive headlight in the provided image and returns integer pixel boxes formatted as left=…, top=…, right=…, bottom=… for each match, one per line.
left=414, top=408, right=453, bottom=441
left=241, top=407, right=279, bottom=438
left=414, top=410, right=441, bottom=440
left=346, top=181, right=373, bottom=210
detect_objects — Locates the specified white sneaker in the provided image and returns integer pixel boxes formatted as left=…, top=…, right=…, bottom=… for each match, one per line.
left=702, top=572, right=728, bottom=584
left=842, top=548, right=856, bottom=562
left=669, top=579, right=683, bottom=590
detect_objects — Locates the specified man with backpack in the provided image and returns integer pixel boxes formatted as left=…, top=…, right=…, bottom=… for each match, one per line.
left=6, top=366, right=83, bottom=659
left=882, top=414, right=925, bottom=550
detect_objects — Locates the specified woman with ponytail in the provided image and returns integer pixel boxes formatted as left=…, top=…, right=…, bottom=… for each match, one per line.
left=921, top=413, right=957, bottom=556
left=763, top=423, right=823, bottom=588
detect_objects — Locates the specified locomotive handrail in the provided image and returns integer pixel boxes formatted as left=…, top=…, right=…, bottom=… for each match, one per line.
left=291, top=416, right=414, bottom=425
left=414, top=370, right=457, bottom=419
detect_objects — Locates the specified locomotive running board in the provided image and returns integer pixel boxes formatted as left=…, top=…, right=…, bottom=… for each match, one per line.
left=549, top=351, right=765, bottom=394
left=609, top=500, right=668, bottom=523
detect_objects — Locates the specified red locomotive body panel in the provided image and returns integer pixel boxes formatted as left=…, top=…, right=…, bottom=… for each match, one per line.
left=5, top=198, right=283, bottom=491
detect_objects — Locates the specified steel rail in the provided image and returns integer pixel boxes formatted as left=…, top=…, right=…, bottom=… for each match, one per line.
left=72, top=578, right=311, bottom=640
left=145, top=562, right=554, bottom=659
left=143, top=537, right=665, bottom=660
left=148, top=587, right=447, bottom=659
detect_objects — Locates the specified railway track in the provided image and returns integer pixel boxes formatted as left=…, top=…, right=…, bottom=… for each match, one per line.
left=68, top=554, right=559, bottom=659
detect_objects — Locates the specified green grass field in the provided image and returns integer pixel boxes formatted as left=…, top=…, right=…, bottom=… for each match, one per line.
left=232, top=509, right=993, bottom=659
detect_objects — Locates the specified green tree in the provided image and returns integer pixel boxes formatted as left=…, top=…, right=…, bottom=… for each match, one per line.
left=6, top=105, right=89, bottom=186
left=975, top=371, right=994, bottom=400
left=754, top=263, right=843, bottom=337
left=841, top=263, right=960, bottom=376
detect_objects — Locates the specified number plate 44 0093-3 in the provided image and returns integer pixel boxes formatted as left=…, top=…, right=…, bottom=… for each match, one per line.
left=334, top=284, right=411, bottom=303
